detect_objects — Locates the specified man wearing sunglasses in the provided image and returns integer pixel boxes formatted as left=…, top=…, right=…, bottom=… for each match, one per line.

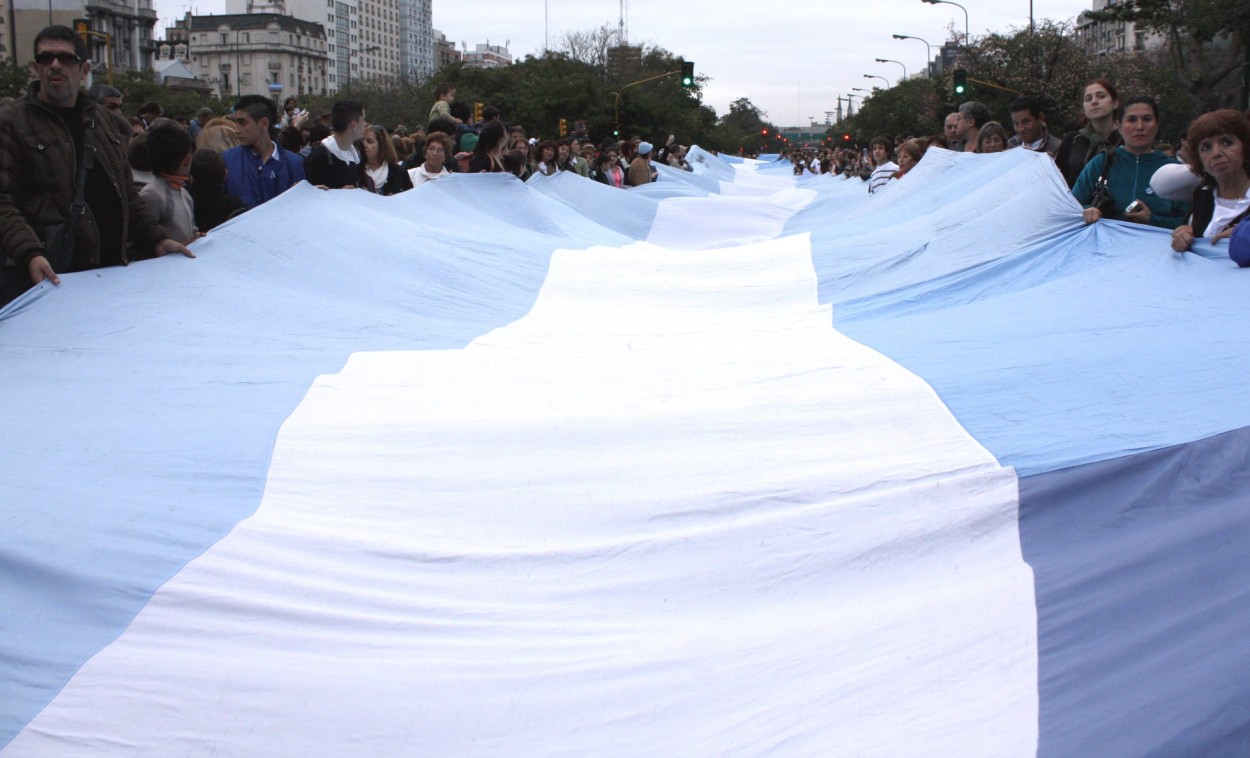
left=0, top=25, right=192, bottom=305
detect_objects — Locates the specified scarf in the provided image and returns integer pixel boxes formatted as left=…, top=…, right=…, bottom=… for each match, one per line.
left=159, top=173, right=189, bottom=191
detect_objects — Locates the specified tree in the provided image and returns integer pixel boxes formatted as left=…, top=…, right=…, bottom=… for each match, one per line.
left=424, top=41, right=716, bottom=149
left=553, top=23, right=623, bottom=78
left=1087, top=0, right=1248, bottom=111
left=0, top=58, right=29, bottom=99
left=720, top=97, right=768, bottom=133
left=842, top=78, right=944, bottom=141
left=111, top=68, right=222, bottom=119
left=301, top=31, right=747, bottom=153
left=713, top=98, right=778, bottom=155
left=831, top=22, right=1190, bottom=141
left=958, top=21, right=1099, bottom=127
left=960, top=21, right=1193, bottom=138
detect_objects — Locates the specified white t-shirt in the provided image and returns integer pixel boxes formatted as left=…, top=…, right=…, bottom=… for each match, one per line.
left=408, top=164, right=450, bottom=187
left=1207, top=193, right=1250, bottom=239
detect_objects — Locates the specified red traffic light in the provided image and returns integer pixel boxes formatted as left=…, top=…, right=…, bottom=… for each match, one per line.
left=761, top=128, right=768, bottom=135
left=842, top=133, right=852, bottom=141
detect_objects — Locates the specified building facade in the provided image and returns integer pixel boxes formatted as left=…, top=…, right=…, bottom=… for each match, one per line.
left=1075, top=0, right=1163, bottom=56
left=0, top=0, right=10, bottom=62
left=177, top=13, right=328, bottom=100
left=397, top=0, right=432, bottom=82
left=10, top=0, right=157, bottom=70
left=152, top=43, right=215, bottom=93
left=432, top=28, right=459, bottom=72
left=228, top=0, right=398, bottom=93
left=462, top=42, right=510, bottom=69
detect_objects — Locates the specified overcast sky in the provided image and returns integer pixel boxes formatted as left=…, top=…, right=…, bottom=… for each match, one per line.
left=162, top=0, right=1087, bottom=128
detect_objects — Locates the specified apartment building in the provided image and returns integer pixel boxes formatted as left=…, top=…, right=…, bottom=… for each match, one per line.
left=175, top=13, right=328, bottom=100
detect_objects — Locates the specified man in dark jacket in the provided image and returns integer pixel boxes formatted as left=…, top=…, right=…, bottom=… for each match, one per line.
left=0, top=25, right=192, bottom=304
left=1007, top=95, right=1063, bottom=158
left=303, top=100, right=367, bottom=190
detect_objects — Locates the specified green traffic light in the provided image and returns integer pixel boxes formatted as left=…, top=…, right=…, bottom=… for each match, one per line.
left=952, top=69, right=968, bottom=98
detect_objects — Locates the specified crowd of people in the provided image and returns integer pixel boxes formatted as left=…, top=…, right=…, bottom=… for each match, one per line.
left=809, top=81, right=1250, bottom=258
left=2, top=25, right=1248, bottom=307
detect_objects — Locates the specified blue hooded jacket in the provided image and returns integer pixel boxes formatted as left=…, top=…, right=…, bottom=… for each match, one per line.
left=1072, top=146, right=1191, bottom=229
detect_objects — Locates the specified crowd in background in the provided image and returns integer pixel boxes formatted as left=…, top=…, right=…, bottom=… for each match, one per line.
left=779, top=81, right=1249, bottom=260
left=108, top=89, right=700, bottom=236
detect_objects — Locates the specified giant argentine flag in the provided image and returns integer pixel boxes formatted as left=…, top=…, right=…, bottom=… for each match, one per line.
left=2, top=147, right=1248, bottom=755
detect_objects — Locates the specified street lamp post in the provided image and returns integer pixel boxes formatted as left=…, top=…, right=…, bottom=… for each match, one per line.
left=921, top=0, right=969, bottom=48
left=875, top=57, right=907, bottom=83
left=893, top=33, right=933, bottom=77
left=863, top=74, right=890, bottom=89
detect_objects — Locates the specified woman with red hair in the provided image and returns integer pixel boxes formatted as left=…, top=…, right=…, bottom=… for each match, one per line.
left=1170, top=109, right=1250, bottom=252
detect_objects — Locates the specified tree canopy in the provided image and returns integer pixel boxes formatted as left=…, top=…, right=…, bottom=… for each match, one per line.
left=841, top=19, right=1215, bottom=146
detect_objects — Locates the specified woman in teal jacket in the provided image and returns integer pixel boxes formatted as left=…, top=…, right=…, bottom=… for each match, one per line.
left=1073, top=96, right=1190, bottom=230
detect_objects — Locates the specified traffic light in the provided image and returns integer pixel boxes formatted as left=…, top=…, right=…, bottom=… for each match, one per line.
left=73, top=18, right=91, bottom=46
left=473, top=102, right=483, bottom=123
left=761, top=128, right=768, bottom=136
left=680, top=60, right=695, bottom=88
left=558, top=118, right=567, bottom=137
left=612, top=127, right=620, bottom=137
left=843, top=133, right=852, bottom=142
left=953, top=69, right=967, bottom=97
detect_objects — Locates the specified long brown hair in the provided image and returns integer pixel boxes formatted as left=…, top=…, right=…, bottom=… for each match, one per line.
left=364, top=124, right=398, bottom=167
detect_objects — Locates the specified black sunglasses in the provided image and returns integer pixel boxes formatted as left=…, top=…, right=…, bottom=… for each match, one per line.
left=34, top=51, right=83, bottom=66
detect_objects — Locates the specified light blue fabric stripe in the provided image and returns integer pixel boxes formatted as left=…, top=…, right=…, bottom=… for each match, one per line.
left=788, top=149, right=1250, bottom=476
left=832, top=219, right=1250, bottom=476
left=0, top=177, right=600, bottom=746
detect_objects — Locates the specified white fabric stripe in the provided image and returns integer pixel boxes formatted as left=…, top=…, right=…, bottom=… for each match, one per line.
left=6, top=236, right=1037, bottom=756
left=648, top=192, right=817, bottom=249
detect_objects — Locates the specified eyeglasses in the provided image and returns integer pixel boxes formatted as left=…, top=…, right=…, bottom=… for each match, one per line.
left=34, top=51, right=83, bottom=66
